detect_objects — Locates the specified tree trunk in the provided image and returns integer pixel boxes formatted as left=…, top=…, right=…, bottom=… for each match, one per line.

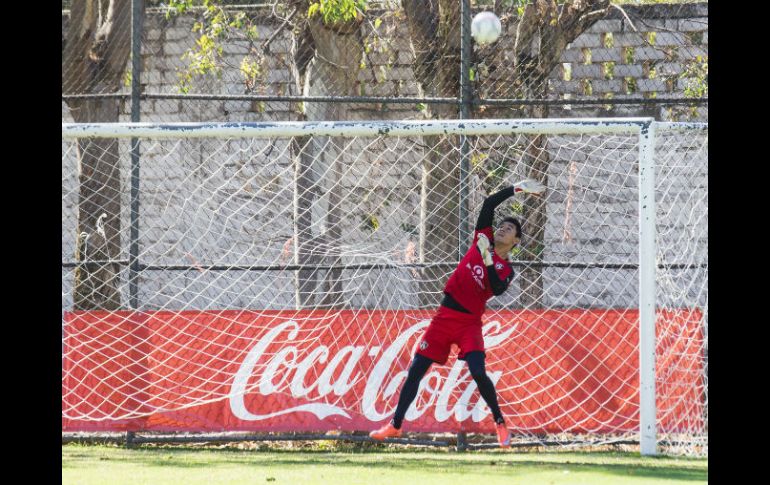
left=291, top=21, right=319, bottom=309
left=63, top=0, right=134, bottom=310
left=294, top=133, right=319, bottom=308
left=72, top=103, right=123, bottom=311
left=291, top=9, right=363, bottom=309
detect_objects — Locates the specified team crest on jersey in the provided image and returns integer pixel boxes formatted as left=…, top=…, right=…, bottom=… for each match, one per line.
left=495, top=262, right=504, bottom=270
left=419, top=341, right=428, bottom=350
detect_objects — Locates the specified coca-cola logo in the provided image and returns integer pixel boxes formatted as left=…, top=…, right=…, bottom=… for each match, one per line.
left=228, top=319, right=516, bottom=424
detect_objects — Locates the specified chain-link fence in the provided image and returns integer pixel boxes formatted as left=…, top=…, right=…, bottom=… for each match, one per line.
left=62, top=1, right=708, bottom=126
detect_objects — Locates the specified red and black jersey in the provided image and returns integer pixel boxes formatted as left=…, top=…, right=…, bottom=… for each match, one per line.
left=441, top=186, right=519, bottom=318
left=443, top=226, right=514, bottom=318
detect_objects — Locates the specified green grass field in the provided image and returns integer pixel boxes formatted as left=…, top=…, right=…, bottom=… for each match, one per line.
left=62, top=444, right=707, bottom=485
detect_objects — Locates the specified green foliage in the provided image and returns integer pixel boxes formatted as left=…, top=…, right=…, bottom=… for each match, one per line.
left=165, top=1, right=263, bottom=94
left=178, top=31, right=223, bottom=93
left=361, top=214, right=380, bottom=232
left=509, top=201, right=524, bottom=215
left=603, top=92, right=614, bottom=111
left=470, top=152, right=488, bottom=168
left=603, top=62, right=615, bottom=80
left=603, top=33, right=614, bottom=49
left=308, top=0, right=368, bottom=25
left=624, top=77, right=637, bottom=94
left=661, top=55, right=706, bottom=118
left=529, top=243, right=545, bottom=258
left=123, top=67, right=132, bottom=88
left=582, top=48, right=592, bottom=65
left=681, top=55, right=708, bottom=98
left=246, top=25, right=259, bottom=41
left=623, top=47, right=635, bottom=64
left=240, top=56, right=263, bottom=91
left=582, top=79, right=593, bottom=96
left=166, top=0, right=194, bottom=19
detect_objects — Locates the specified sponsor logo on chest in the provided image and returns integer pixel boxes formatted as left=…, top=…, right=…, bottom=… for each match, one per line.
left=466, top=263, right=485, bottom=289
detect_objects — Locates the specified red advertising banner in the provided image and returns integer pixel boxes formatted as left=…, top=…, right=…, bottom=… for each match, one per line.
left=62, top=309, right=705, bottom=434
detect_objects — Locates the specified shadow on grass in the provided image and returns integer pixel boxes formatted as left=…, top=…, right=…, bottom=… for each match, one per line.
left=62, top=446, right=707, bottom=481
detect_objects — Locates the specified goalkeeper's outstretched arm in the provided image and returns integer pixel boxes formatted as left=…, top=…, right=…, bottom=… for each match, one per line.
left=476, top=179, right=546, bottom=230
left=476, top=187, right=516, bottom=230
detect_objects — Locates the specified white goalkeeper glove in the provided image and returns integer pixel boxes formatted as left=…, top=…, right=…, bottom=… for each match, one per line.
left=477, top=233, right=494, bottom=266
left=513, top=178, right=546, bottom=195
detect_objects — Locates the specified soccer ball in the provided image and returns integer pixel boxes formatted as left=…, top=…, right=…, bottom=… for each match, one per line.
left=471, top=11, right=502, bottom=45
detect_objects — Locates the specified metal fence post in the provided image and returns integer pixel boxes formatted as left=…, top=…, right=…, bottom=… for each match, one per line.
left=129, top=0, right=144, bottom=309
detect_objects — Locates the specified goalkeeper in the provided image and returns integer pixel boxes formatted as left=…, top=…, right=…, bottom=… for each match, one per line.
left=369, top=179, right=544, bottom=448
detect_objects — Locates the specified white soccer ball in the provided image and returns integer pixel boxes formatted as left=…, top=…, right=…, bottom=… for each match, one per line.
left=471, top=11, right=502, bottom=45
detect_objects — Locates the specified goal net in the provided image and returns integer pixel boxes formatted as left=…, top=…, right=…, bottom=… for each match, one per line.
left=61, top=119, right=707, bottom=456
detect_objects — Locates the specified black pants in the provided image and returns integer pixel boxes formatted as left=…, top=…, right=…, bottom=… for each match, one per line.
left=391, top=351, right=504, bottom=429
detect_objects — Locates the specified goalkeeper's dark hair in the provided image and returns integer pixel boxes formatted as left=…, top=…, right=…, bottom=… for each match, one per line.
left=500, top=217, right=522, bottom=238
